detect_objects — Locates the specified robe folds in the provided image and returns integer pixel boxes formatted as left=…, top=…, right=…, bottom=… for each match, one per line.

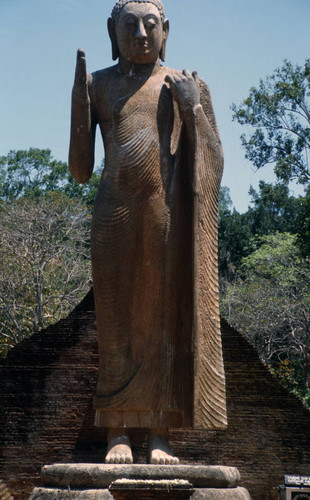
left=90, top=66, right=227, bottom=430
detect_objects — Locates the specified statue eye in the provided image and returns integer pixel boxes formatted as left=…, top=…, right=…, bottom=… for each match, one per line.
left=126, top=17, right=136, bottom=26
left=145, top=20, right=156, bottom=30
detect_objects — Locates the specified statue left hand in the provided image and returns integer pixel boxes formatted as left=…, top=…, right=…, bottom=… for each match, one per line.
left=165, top=70, right=200, bottom=116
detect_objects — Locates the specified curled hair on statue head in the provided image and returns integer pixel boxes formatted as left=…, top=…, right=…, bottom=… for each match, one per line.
left=111, top=0, right=166, bottom=24
left=108, top=0, right=168, bottom=62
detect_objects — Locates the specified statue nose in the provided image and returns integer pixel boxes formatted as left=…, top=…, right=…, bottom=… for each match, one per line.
left=136, top=20, right=147, bottom=39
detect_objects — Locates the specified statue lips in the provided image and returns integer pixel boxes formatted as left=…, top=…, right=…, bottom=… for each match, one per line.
left=132, top=40, right=150, bottom=58
left=134, top=40, right=149, bottom=50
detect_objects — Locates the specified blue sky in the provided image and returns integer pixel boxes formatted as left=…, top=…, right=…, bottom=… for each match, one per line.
left=1, top=0, right=309, bottom=212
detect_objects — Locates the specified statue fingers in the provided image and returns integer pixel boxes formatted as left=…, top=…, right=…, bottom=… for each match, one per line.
left=182, top=69, right=193, bottom=79
left=164, top=74, right=174, bottom=85
left=74, top=48, right=88, bottom=88
left=192, top=71, right=199, bottom=82
left=165, top=74, right=181, bottom=97
left=172, top=74, right=183, bottom=82
left=165, top=73, right=184, bottom=84
left=77, top=48, right=86, bottom=59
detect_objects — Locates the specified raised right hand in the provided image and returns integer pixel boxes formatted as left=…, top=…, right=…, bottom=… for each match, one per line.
left=72, top=49, right=90, bottom=102
left=165, top=70, right=200, bottom=117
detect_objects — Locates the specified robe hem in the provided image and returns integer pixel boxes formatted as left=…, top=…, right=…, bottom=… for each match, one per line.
left=94, top=409, right=189, bottom=429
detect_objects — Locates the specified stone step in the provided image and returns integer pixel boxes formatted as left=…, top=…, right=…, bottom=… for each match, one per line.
left=29, top=464, right=252, bottom=499
left=110, top=478, right=194, bottom=500
left=29, top=488, right=113, bottom=499
left=40, top=464, right=241, bottom=489
left=29, top=486, right=251, bottom=499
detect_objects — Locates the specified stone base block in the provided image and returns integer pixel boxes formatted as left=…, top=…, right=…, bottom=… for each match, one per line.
left=29, top=486, right=251, bottom=500
left=110, top=479, right=194, bottom=499
left=40, top=464, right=241, bottom=489
left=29, top=488, right=113, bottom=499
left=191, top=488, right=251, bottom=499
left=28, top=464, right=252, bottom=499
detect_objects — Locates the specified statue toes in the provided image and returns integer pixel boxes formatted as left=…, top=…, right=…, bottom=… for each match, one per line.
left=150, top=452, right=160, bottom=464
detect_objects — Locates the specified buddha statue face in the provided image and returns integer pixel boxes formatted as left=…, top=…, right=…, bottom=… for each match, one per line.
left=108, top=1, right=169, bottom=63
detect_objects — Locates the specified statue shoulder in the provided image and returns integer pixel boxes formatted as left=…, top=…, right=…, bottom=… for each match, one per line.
left=88, top=65, right=119, bottom=111
left=90, top=65, right=118, bottom=90
left=162, top=66, right=183, bottom=79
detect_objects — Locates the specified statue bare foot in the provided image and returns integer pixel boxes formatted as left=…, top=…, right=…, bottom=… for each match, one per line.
left=147, top=428, right=179, bottom=465
left=105, top=428, right=133, bottom=464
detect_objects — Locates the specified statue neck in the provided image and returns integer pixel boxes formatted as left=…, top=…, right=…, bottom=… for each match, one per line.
left=117, top=56, right=161, bottom=78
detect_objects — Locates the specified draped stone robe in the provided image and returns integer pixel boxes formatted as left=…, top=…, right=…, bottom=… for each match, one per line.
left=89, top=65, right=227, bottom=430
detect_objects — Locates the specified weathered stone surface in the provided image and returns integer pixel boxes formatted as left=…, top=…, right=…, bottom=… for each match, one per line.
left=191, top=488, right=251, bottom=499
left=110, top=479, right=194, bottom=500
left=41, top=464, right=240, bottom=489
left=29, top=488, right=113, bottom=499
left=29, top=486, right=251, bottom=500
left=30, top=464, right=250, bottom=499
left=111, top=478, right=192, bottom=487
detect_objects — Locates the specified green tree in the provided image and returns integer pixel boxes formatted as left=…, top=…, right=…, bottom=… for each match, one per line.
left=218, top=182, right=305, bottom=280
left=295, top=186, right=310, bottom=256
left=246, top=181, right=304, bottom=236
left=232, top=59, right=310, bottom=185
left=219, top=186, right=233, bottom=216
left=0, top=193, right=92, bottom=356
left=218, top=187, right=252, bottom=280
left=221, top=232, right=310, bottom=407
left=0, top=148, right=101, bottom=205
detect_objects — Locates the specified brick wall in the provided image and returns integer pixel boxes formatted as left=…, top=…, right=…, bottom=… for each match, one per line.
left=0, top=290, right=309, bottom=500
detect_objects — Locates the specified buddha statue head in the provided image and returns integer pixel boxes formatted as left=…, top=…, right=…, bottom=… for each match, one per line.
left=108, top=0, right=169, bottom=63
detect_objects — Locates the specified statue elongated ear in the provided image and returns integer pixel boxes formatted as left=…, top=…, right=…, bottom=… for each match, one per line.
left=160, top=19, right=169, bottom=62
left=108, top=17, right=119, bottom=61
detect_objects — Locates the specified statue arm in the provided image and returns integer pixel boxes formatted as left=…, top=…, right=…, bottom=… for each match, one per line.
left=165, top=70, right=223, bottom=189
left=69, top=49, right=97, bottom=184
left=166, top=72, right=226, bottom=429
left=184, top=97, right=224, bottom=192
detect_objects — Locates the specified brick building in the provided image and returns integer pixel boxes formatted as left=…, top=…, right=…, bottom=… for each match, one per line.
left=0, top=290, right=309, bottom=499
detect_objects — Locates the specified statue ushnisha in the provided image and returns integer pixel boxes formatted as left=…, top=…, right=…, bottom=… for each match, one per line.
left=69, top=0, right=226, bottom=465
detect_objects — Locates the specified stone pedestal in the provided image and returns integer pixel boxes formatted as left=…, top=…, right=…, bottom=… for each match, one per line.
left=29, top=464, right=251, bottom=499
left=110, top=479, right=194, bottom=500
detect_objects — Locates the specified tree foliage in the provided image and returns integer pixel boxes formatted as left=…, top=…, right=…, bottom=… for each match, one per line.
left=232, top=59, right=310, bottom=185
left=219, top=181, right=310, bottom=407
left=218, top=187, right=252, bottom=280
left=221, top=233, right=310, bottom=407
left=218, top=182, right=305, bottom=279
left=246, top=181, right=304, bottom=236
left=295, top=186, right=310, bottom=256
left=0, top=148, right=100, bottom=356
left=0, top=193, right=92, bottom=357
left=0, top=148, right=101, bottom=205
